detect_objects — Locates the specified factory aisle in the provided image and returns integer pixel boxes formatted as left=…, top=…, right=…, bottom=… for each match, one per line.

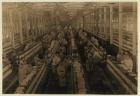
left=2, top=2, right=137, bottom=94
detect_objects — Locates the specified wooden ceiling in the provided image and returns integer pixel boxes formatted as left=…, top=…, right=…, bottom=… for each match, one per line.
left=3, top=2, right=136, bottom=17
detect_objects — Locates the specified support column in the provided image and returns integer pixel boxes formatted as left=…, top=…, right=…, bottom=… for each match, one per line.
left=25, top=12, right=29, bottom=42
left=110, top=5, right=113, bottom=44
left=132, top=3, right=137, bottom=73
left=83, top=16, right=84, bottom=31
left=119, top=3, right=122, bottom=52
left=91, top=11, right=94, bottom=33
left=19, top=11, right=23, bottom=44
left=9, top=10, right=15, bottom=49
left=132, top=3, right=137, bottom=56
left=104, top=7, right=106, bottom=40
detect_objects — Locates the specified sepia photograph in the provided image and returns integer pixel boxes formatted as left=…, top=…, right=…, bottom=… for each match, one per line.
left=2, top=2, right=137, bottom=94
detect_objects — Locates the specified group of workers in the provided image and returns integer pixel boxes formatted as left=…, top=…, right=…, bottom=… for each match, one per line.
left=76, top=29, right=106, bottom=73
left=76, top=28, right=134, bottom=75
left=3, top=25, right=135, bottom=90
left=44, top=26, right=75, bottom=88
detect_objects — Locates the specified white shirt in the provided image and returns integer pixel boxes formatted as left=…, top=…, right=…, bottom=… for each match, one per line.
left=52, top=55, right=61, bottom=66
left=124, top=59, right=133, bottom=67
left=122, top=56, right=133, bottom=72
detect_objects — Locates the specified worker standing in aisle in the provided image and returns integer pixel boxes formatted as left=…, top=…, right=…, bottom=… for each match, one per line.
left=121, top=51, right=134, bottom=73
left=51, top=52, right=61, bottom=74
left=9, top=49, right=18, bottom=74
left=49, top=37, right=60, bottom=56
left=18, top=57, right=27, bottom=85
left=78, top=30, right=88, bottom=66
left=91, top=36, right=99, bottom=48
left=98, top=46, right=107, bottom=68
left=86, top=52, right=94, bottom=73
left=56, top=63, right=67, bottom=93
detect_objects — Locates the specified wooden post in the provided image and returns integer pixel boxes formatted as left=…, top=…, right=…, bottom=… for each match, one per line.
left=104, top=7, right=106, bottom=40
left=132, top=3, right=137, bottom=73
left=110, top=5, right=113, bottom=44
left=83, top=16, right=84, bottom=31
left=119, top=3, right=122, bottom=53
left=132, top=3, right=137, bottom=56
left=91, top=11, right=94, bottom=33
left=9, top=10, right=15, bottom=49
left=19, top=11, right=23, bottom=44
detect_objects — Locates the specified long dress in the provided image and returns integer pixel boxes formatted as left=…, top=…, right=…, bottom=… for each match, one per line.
left=18, top=60, right=27, bottom=85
